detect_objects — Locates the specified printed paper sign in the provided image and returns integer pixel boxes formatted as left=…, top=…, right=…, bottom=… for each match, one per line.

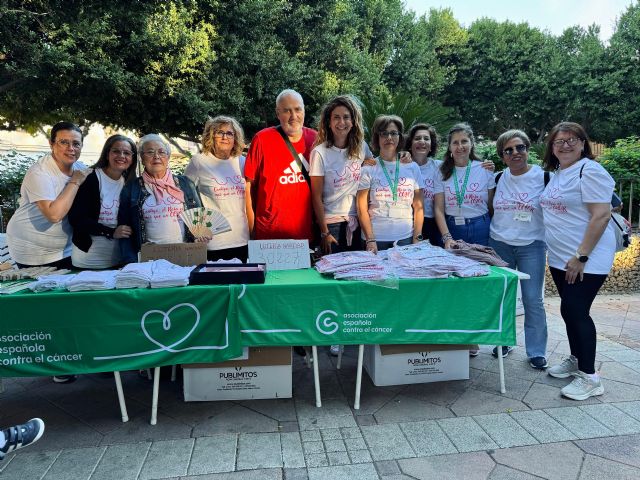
left=248, top=240, right=310, bottom=270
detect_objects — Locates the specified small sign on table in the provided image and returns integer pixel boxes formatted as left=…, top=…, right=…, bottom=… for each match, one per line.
left=248, top=239, right=310, bottom=270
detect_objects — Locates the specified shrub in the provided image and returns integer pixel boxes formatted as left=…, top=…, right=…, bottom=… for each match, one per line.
left=0, top=150, right=41, bottom=223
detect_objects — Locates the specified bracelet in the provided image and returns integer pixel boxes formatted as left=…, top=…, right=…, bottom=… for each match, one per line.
left=67, top=181, right=80, bottom=187
left=442, top=233, right=453, bottom=241
left=366, top=239, right=377, bottom=244
left=320, top=231, right=331, bottom=239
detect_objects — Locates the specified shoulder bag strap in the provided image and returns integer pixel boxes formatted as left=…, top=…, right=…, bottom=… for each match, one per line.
left=276, top=125, right=311, bottom=187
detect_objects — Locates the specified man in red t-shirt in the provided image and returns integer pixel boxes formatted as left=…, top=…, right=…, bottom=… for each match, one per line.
left=245, top=89, right=317, bottom=241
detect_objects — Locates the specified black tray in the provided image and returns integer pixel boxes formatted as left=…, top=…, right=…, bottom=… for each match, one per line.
left=189, top=263, right=267, bottom=285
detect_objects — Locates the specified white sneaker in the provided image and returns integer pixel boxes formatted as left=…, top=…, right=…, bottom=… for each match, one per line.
left=561, top=372, right=604, bottom=400
left=330, top=345, right=340, bottom=357
left=548, top=355, right=579, bottom=378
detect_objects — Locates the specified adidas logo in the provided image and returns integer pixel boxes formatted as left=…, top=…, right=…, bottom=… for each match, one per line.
left=279, top=160, right=305, bottom=184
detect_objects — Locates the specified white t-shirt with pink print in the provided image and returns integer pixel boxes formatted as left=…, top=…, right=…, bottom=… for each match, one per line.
left=417, top=158, right=442, bottom=218
left=433, top=160, right=495, bottom=218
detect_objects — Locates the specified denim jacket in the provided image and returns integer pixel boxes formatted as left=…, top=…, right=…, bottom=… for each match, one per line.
left=117, top=174, right=202, bottom=264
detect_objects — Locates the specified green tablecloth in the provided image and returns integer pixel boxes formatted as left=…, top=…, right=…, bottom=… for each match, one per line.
left=0, top=267, right=517, bottom=377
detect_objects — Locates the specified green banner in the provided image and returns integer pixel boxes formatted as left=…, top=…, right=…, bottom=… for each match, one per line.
left=236, top=267, right=517, bottom=347
left=0, top=285, right=241, bottom=377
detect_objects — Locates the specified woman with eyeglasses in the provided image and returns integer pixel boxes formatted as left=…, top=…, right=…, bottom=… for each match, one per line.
left=357, top=115, right=424, bottom=254
left=184, top=116, right=250, bottom=262
left=68, top=135, right=137, bottom=269
left=310, top=95, right=375, bottom=255
left=489, top=130, right=549, bottom=367
left=539, top=122, right=616, bottom=401
left=433, top=123, right=495, bottom=249
left=7, top=121, right=89, bottom=269
left=118, top=134, right=204, bottom=264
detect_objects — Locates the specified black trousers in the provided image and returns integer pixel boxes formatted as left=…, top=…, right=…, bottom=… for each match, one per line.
left=549, top=266, right=607, bottom=374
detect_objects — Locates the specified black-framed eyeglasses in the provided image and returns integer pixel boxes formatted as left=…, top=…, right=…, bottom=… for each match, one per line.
left=56, top=139, right=83, bottom=150
left=552, top=137, right=580, bottom=147
left=214, top=130, right=235, bottom=138
left=379, top=130, right=400, bottom=138
left=502, top=144, right=528, bottom=156
left=110, top=148, right=133, bottom=157
left=142, top=149, right=169, bottom=158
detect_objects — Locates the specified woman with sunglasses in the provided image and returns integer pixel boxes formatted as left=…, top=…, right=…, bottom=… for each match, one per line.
left=7, top=121, right=89, bottom=270
left=539, top=122, right=616, bottom=400
left=357, top=115, right=424, bottom=253
left=185, top=116, right=250, bottom=262
left=68, top=135, right=137, bottom=269
left=433, top=123, right=495, bottom=249
left=118, top=134, right=204, bottom=264
left=489, top=130, right=549, bottom=368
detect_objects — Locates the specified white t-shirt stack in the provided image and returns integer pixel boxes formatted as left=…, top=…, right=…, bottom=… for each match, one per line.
left=72, top=168, right=125, bottom=269
left=142, top=186, right=185, bottom=244
left=358, top=159, right=423, bottom=241
left=433, top=160, right=495, bottom=218
left=417, top=158, right=442, bottom=218
left=490, top=165, right=548, bottom=246
left=185, top=154, right=248, bottom=250
left=7, top=154, right=84, bottom=265
left=540, top=158, right=616, bottom=275
left=309, top=142, right=371, bottom=217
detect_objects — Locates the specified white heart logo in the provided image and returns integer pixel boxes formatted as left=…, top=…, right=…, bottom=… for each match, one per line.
left=140, top=303, right=200, bottom=352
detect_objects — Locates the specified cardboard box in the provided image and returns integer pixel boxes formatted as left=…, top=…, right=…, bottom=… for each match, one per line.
left=182, top=347, right=292, bottom=401
left=140, top=242, right=207, bottom=267
left=363, top=344, right=470, bottom=386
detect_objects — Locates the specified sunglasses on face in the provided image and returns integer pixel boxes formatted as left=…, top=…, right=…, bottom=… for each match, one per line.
left=502, top=144, right=528, bottom=157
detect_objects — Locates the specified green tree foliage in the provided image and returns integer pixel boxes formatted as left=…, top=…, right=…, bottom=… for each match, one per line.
left=599, top=137, right=640, bottom=181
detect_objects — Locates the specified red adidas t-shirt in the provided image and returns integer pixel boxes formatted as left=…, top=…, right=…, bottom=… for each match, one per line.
left=245, top=126, right=317, bottom=240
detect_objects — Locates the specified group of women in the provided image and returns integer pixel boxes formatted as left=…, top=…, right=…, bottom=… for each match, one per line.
left=7, top=95, right=617, bottom=400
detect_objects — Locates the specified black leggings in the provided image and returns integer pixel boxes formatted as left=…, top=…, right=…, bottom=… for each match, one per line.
left=549, top=267, right=607, bottom=374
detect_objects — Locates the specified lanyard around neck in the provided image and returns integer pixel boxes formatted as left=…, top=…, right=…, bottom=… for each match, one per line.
left=377, top=154, right=400, bottom=202
left=452, top=161, right=472, bottom=208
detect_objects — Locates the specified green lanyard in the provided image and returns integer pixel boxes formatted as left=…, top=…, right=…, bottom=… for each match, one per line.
left=452, top=162, right=472, bottom=209
left=377, top=154, right=400, bottom=202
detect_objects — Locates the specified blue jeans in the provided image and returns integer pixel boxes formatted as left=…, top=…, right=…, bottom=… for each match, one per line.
left=327, top=222, right=362, bottom=254
left=446, top=213, right=490, bottom=246
left=489, top=238, right=548, bottom=359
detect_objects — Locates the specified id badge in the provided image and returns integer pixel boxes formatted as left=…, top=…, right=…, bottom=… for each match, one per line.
left=388, top=203, right=406, bottom=218
left=454, top=216, right=465, bottom=225
left=513, top=212, right=532, bottom=222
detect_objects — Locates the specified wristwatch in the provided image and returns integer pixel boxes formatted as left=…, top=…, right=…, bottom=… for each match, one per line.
left=414, top=234, right=424, bottom=241
left=575, top=251, right=589, bottom=263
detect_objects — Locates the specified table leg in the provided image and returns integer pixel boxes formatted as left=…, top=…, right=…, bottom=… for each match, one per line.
left=337, top=345, right=343, bottom=370
left=171, top=365, right=177, bottom=382
left=497, top=346, right=506, bottom=394
left=113, top=371, right=129, bottom=423
left=312, top=345, right=321, bottom=407
left=151, top=366, right=160, bottom=425
left=354, top=344, right=364, bottom=410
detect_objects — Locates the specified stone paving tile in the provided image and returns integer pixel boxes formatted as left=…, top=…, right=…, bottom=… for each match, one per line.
left=187, top=435, right=237, bottom=476
left=360, top=424, right=415, bottom=461
left=99, top=414, right=192, bottom=446
left=320, top=428, right=342, bottom=440
left=491, top=442, right=585, bottom=480
left=600, top=362, right=640, bottom=386
left=509, top=410, right=577, bottom=443
left=348, top=449, right=372, bottom=464
left=238, top=398, right=298, bottom=422
left=340, top=427, right=363, bottom=439
left=398, top=451, right=495, bottom=480
left=544, top=407, right=615, bottom=439
left=344, top=437, right=368, bottom=451
left=436, top=417, right=498, bottom=453
left=621, top=361, right=640, bottom=373
left=303, top=441, right=324, bottom=455
left=295, top=398, right=357, bottom=430
left=307, top=463, right=379, bottom=480
left=90, top=442, right=150, bottom=480
left=579, top=404, right=640, bottom=435
left=579, top=453, right=640, bottom=479
left=192, top=404, right=279, bottom=436
left=180, top=468, right=283, bottom=479
left=401, top=379, right=469, bottom=407
left=41, top=446, right=105, bottom=480
left=304, top=452, right=329, bottom=468
left=522, top=381, right=601, bottom=409
left=324, top=439, right=346, bottom=452
left=355, top=415, right=377, bottom=426
left=598, top=378, right=640, bottom=402
left=471, top=371, right=534, bottom=401
left=574, top=434, right=640, bottom=468
left=281, top=432, right=305, bottom=469
left=279, top=421, right=299, bottom=433
left=139, top=439, right=194, bottom=480
left=450, top=388, right=529, bottom=416
left=399, top=420, right=457, bottom=456
left=283, top=467, right=309, bottom=480
left=473, top=414, right=539, bottom=448
left=488, top=464, right=543, bottom=480
left=300, top=430, right=321, bottom=442
left=372, top=394, right=455, bottom=423
left=374, top=459, right=400, bottom=476
left=326, top=451, right=350, bottom=466
left=0, top=450, right=61, bottom=480
left=236, top=432, right=282, bottom=470
left=614, top=400, right=640, bottom=421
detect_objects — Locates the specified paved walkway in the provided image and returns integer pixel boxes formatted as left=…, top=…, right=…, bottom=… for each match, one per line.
left=1, top=294, right=640, bottom=479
